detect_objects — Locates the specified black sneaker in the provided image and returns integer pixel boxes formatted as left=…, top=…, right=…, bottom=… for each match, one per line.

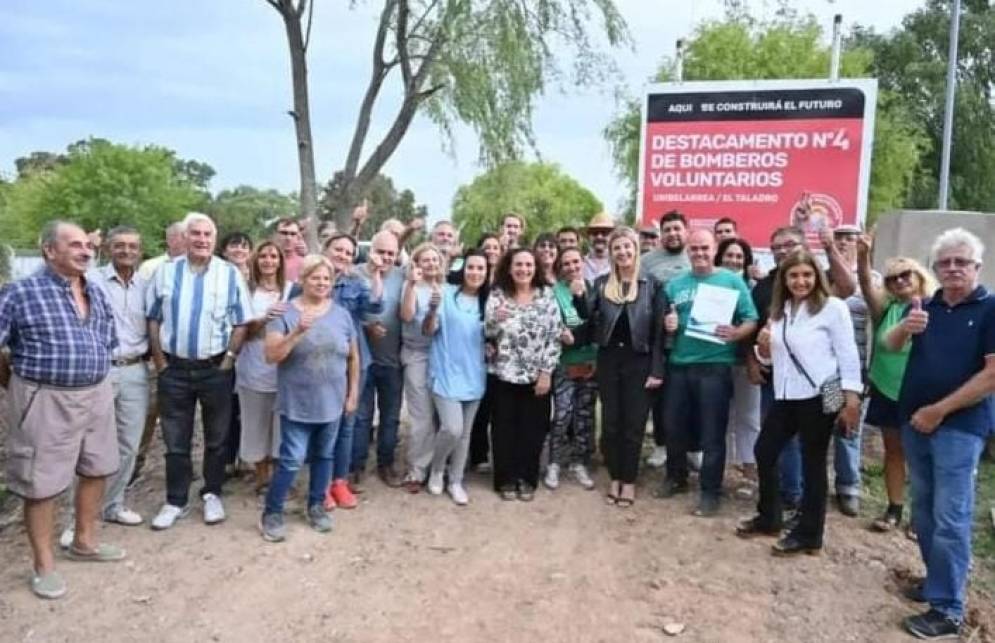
left=654, top=479, right=689, bottom=499
left=902, top=609, right=960, bottom=640
left=901, top=581, right=927, bottom=604
left=693, top=494, right=720, bottom=517
left=516, top=482, right=535, bottom=502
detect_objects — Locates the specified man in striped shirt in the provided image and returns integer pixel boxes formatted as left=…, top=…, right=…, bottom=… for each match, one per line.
left=145, top=212, right=253, bottom=530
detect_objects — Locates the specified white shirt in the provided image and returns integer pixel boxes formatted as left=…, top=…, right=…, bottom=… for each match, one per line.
left=769, top=297, right=862, bottom=401
left=89, top=264, right=149, bottom=360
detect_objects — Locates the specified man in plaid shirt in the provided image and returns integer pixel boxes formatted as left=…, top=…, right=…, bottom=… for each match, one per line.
left=0, top=220, right=125, bottom=600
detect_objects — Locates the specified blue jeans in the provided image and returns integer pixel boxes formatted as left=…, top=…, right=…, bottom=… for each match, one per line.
left=331, top=369, right=368, bottom=480
left=663, top=364, right=733, bottom=497
left=903, top=425, right=985, bottom=621
left=778, top=399, right=864, bottom=504
left=352, top=363, right=403, bottom=471
left=264, top=415, right=340, bottom=515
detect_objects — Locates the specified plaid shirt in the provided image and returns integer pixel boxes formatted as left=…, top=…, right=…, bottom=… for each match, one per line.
left=0, top=266, right=118, bottom=387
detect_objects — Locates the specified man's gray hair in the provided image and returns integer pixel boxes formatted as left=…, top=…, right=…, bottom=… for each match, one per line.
left=181, top=211, right=216, bottom=235
left=107, top=225, right=141, bottom=244
left=38, top=220, right=72, bottom=251
left=165, top=221, right=186, bottom=238
left=930, top=227, right=985, bottom=265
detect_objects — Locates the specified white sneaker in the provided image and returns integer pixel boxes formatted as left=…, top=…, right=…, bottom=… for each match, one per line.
left=647, top=446, right=667, bottom=468
left=688, top=451, right=703, bottom=472
left=570, top=463, right=595, bottom=490
left=151, top=504, right=190, bottom=530
left=427, top=471, right=445, bottom=496
left=106, top=507, right=143, bottom=526
left=448, top=483, right=469, bottom=506
left=202, top=493, right=226, bottom=525
left=543, top=463, right=560, bottom=490
left=59, top=527, right=74, bottom=550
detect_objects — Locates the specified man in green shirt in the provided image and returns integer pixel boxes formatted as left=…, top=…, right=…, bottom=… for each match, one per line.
left=658, top=229, right=758, bottom=516
left=640, top=210, right=692, bottom=467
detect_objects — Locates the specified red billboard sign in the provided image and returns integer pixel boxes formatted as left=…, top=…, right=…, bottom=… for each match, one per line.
left=638, top=80, right=877, bottom=248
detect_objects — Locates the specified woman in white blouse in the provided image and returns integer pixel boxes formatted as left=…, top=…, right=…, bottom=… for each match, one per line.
left=736, top=250, right=862, bottom=555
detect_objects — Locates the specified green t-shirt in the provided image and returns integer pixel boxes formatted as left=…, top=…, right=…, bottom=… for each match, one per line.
left=552, top=281, right=597, bottom=366
left=665, top=268, right=758, bottom=366
left=868, top=300, right=911, bottom=400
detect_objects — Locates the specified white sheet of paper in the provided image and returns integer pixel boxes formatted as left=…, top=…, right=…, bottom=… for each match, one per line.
left=685, top=283, right=739, bottom=345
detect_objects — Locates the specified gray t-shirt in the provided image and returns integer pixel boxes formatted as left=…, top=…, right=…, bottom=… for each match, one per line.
left=640, top=249, right=690, bottom=286
left=401, top=283, right=433, bottom=352
left=359, top=264, right=405, bottom=368
left=268, top=303, right=356, bottom=424
left=845, top=268, right=882, bottom=369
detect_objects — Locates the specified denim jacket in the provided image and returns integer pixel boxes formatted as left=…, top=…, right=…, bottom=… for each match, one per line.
left=585, top=274, right=666, bottom=378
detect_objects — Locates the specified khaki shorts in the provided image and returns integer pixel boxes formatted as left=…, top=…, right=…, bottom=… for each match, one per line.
left=5, top=373, right=119, bottom=500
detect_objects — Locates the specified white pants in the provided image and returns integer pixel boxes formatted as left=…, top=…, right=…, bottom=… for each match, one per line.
left=237, top=387, right=280, bottom=463
left=727, top=364, right=761, bottom=466
left=402, top=346, right=434, bottom=478
left=431, top=396, right=481, bottom=485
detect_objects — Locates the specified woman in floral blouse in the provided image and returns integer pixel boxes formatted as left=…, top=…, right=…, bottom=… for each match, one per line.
left=484, top=248, right=562, bottom=501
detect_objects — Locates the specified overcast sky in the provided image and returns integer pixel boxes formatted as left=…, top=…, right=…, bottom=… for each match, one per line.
left=0, top=0, right=926, bottom=224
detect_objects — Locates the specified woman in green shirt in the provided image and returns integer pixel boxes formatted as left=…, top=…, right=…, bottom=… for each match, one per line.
left=544, top=247, right=598, bottom=491
left=858, top=235, right=936, bottom=532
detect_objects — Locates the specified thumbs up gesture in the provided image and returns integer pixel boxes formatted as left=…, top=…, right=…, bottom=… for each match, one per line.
left=902, top=297, right=929, bottom=335
left=428, top=283, right=442, bottom=310
left=352, top=198, right=370, bottom=225
left=756, top=319, right=773, bottom=350
left=664, top=304, right=679, bottom=334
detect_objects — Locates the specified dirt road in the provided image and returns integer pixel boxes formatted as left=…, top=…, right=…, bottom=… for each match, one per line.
left=3, top=453, right=991, bottom=643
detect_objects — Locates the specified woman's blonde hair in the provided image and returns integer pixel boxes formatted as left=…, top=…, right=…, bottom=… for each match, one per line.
left=604, top=227, right=640, bottom=304
left=297, top=254, right=335, bottom=284
left=883, top=257, right=936, bottom=300
left=409, top=242, right=444, bottom=284
left=769, top=250, right=831, bottom=321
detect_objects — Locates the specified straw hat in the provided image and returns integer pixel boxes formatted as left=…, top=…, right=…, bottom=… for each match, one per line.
left=586, top=211, right=616, bottom=231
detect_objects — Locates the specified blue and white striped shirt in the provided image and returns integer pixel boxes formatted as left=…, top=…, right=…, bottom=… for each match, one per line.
left=145, top=256, right=253, bottom=359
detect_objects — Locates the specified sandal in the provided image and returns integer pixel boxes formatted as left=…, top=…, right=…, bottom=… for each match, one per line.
left=615, top=497, right=634, bottom=508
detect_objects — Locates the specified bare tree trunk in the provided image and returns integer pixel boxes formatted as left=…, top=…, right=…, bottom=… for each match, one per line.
left=268, top=0, right=320, bottom=251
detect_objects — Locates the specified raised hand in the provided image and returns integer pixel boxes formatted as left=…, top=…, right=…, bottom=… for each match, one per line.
left=407, top=264, right=423, bottom=283
left=352, top=198, right=370, bottom=225
left=265, top=302, right=289, bottom=322
left=569, top=278, right=585, bottom=297
left=297, top=309, right=317, bottom=334
left=429, top=284, right=442, bottom=310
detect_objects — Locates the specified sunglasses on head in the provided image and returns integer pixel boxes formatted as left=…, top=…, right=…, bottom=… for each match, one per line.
left=884, top=269, right=914, bottom=285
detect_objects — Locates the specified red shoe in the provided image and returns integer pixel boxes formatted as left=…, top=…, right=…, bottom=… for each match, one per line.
left=330, top=479, right=358, bottom=509
left=323, top=483, right=337, bottom=511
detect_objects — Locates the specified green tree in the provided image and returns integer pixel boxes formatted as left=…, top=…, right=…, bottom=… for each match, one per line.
left=850, top=0, right=995, bottom=212
left=604, top=12, right=926, bottom=224
left=320, top=171, right=428, bottom=236
left=452, top=161, right=602, bottom=245
left=0, top=138, right=207, bottom=254
left=206, top=186, right=299, bottom=242
left=266, top=0, right=631, bottom=238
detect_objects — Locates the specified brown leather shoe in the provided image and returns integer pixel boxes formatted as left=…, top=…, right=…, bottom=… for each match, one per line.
left=377, top=465, right=403, bottom=488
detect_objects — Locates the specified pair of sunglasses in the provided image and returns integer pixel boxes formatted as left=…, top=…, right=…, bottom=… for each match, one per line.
left=884, top=269, right=914, bottom=285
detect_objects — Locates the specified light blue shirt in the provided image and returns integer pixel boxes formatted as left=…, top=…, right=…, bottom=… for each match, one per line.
left=145, top=256, right=253, bottom=359
left=429, top=285, right=486, bottom=401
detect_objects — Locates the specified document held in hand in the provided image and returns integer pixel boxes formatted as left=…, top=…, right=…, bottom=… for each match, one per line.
left=685, top=283, right=739, bottom=344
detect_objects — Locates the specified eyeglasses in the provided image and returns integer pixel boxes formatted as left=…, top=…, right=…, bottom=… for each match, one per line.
left=884, top=270, right=914, bottom=285
left=771, top=240, right=801, bottom=252
left=934, top=257, right=976, bottom=269
left=589, top=230, right=609, bottom=238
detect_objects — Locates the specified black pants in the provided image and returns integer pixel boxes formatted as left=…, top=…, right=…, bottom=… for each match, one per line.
left=224, top=392, right=241, bottom=467
left=490, top=378, right=551, bottom=490
left=469, top=376, right=494, bottom=466
left=597, top=346, right=652, bottom=484
left=159, top=358, right=234, bottom=506
left=754, top=396, right=835, bottom=546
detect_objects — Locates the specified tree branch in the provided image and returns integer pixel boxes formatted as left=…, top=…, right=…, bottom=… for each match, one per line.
left=343, top=0, right=397, bottom=182
left=302, top=0, right=315, bottom=52
left=397, top=0, right=414, bottom=89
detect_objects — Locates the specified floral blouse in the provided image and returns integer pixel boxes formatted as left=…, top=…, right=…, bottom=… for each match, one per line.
left=484, top=287, right=562, bottom=385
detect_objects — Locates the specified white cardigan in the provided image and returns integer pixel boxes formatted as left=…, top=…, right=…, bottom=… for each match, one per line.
left=768, top=297, right=863, bottom=401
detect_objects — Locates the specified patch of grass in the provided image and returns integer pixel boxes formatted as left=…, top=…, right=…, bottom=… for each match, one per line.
left=861, top=453, right=995, bottom=594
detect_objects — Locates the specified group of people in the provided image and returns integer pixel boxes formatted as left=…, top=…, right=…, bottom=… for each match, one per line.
left=1, top=206, right=992, bottom=641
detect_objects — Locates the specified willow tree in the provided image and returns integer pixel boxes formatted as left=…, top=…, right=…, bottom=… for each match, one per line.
left=268, top=0, right=630, bottom=243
